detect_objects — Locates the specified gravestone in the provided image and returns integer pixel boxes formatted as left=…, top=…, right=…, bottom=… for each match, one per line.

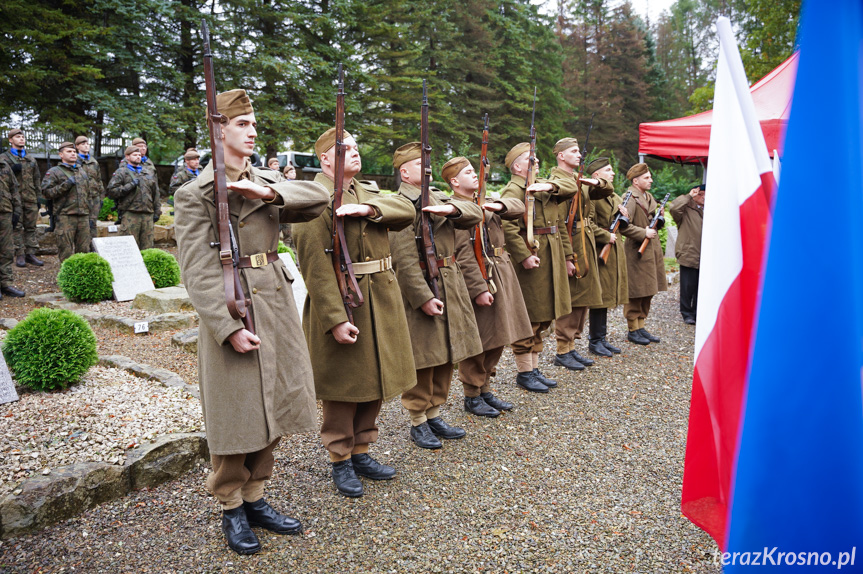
left=278, top=253, right=307, bottom=319
left=665, top=226, right=678, bottom=259
left=0, top=350, right=19, bottom=405
left=92, top=236, right=155, bottom=302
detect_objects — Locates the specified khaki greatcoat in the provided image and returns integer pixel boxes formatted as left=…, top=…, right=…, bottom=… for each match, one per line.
left=500, top=174, right=576, bottom=322
left=294, top=174, right=417, bottom=402
left=452, top=196, right=533, bottom=350
left=389, top=183, right=483, bottom=370
left=669, top=194, right=703, bottom=269
left=592, top=192, right=629, bottom=308
left=619, top=187, right=668, bottom=299
left=174, top=161, right=328, bottom=455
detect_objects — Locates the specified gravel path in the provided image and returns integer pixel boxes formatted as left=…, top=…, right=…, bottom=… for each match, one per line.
left=0, top=255, right=721, bottom=573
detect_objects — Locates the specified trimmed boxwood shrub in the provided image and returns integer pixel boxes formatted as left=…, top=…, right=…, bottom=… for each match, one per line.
left=57, top=253, right=114, bottom=303
left=278, top=241, right=297, bottom=264
left=141, top=248, right=181, bottom=288
left=3, top=308, right=98, bottom=391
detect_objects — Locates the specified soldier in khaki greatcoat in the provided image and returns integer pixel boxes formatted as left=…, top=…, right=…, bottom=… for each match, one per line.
left=174, top=89, right=328, bottom=555
left=389, top=142, right=483, bottom=449
left=294, top=128, right=416, bottom=498
left=586, top=158, right=629, bottom=356
left=447, top=156, right=532, bottom=418
left=106, top=146, right=161, bottom=249
left=41, top=142, right=92, bottom=264
left=74, top=136, right=105, bottom=241
left=500, top=143, right=577, bottom=394
left=551, top=138, right=614, bottom=371
left=619, top=163, right=667, bottom=345
left=0, top=129, right=43, bottom=267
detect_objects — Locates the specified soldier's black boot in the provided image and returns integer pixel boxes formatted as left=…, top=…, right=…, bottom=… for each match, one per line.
left=221, top=506, right=262, bottom=555
left=410, top=422, right=443, bottom=449
left=602, top=338, right=622, bottom=354
left=533, top=369, right=558, bottom=388
left=331, top=459, right=364, bottom=497
left=14, top=255, right=25, bottom=268
left=1, top=286, right=25, bottom=297
left=553, top=352, right=585, bottom=371
left=638, top=328, right=661, bottom=343
left=464, top=395, right=500, bottom=418
left=481, top=392, right=513, bottom=411
left=25, top=254, right=43, bottom=266
left=427, top=416, right=466, bottom=439
left=567, top=349, right=595, bottom=366
left=588, top=308, right=613, bottom=357
left=350, top=453, right=396, bottom=480
left=243, top=498, right=302, bottom=535
left=516, top=371, right=548, bottom=393
left=627, top=329, right=650, bottom=345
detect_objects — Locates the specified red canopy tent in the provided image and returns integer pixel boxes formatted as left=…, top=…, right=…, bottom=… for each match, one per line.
left=638, top=52, right=798, bottom=164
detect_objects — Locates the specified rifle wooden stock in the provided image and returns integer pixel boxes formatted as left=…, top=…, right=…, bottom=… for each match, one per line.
left=472, top=113, right=497, bottom=295
left=599, top=190, right=632, bottom=264
left=523, top=88, right=539, bottom=256
left=637, top=192, right=671, bottom=256
left=418, top=80, right=440, bottom=299
left=564, top=113, right=594, bottom=278
left=201, top=19, right=254, bottom=334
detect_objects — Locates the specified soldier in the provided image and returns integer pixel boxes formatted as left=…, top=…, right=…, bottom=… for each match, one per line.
left=389, top=142, right=483, bottom=449
left=283, top=164, right=297, bottom=180
left=447, top=156, right=532, bottom=417
left=122, top=137, right=163, bottom=198
left=174, top=89, right=328, bottom=555
left=669, top=184, right=704, bottom=324
left=552, top=138, right=614, bottom=369
left=500, top=143, right=576, bottom=393
left=619, top=163, right=667, bottom=344
left=0, top=129, right=43, bottom=267
left=0, top=161, right=24, bottom=297
left=40, top=142, right=91, bottom=263
left=173, top=147, right=198, bottom=176
left=106, top=146, right=161, bottom=249
left=587, top=157, right=628, bottom=356
left=169, top=149, right=201, bottom=195
left=74, top=136, right=105, bottom=241
left=294, top=128, right=416, bottom=497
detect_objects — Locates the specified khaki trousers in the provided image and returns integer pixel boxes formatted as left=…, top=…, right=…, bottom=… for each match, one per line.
left=459, top=346, right=505, bottom=397
left=624, top=295, right=653, bottom=331
left=321, top=399, right=382, bottom=461
left=511, top=321, right=552, bottom=356
left=554, top=306, right=588, bottom=354
left=206, top=438, right=280, bottom=510
left=402, top=363, right=453, bottom=426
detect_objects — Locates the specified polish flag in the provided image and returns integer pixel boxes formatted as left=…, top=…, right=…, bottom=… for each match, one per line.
left=681, top=17, right=776, bottom=549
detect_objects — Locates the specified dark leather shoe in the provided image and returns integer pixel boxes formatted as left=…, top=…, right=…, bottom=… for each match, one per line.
left=221, top=507, right=262, bottom=555
left=481, top=392, right=513, bottom=411
left=516, top=371, right=548, bottom=393
left=427, top=417, right=466, bottom=439
left=684, top=317, right=696, bottom=325
left=24, top=254, right=43, bottom=266
left=533, top=369, right=557, bottom=388
left=553, top=353, right=584, bottom=371
left=601, top=338, right=622, bottom=354
left=568, top=349, right=595, bottom=366
left=638, top=328, right=661, bottom=343
left=410, top=422, right=443, bottom=449
left=331, top=459, right=364, bottom=497
left=464, top=396, right=500, bottom=418
left=1, top=286, right=24, bottom=297
left=14, top=256, right=25, bottom=268
left=351, top=453, right=396, bottom=480
left=627, top=330, right=650, bottom=345
left=243, top=498, right=302, bottom=535
left=588, top=340, right=613, bottom=357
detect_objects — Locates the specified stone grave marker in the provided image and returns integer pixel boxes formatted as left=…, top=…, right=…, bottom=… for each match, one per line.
left=0, top=351, right=19, bottom=404
left=279, top=253, right=307, bottom=319
left=92, top=236, right=155, bottom=302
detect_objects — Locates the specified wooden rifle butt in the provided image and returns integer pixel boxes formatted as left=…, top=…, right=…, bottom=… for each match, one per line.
left=599, top=243, right=611, bottom=264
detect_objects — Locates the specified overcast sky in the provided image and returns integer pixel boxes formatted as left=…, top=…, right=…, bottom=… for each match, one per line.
left=534, top=0, right=678, bottom=24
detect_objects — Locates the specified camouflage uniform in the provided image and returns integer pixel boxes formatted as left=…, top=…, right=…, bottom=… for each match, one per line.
left=0, top=163, right=22, bottom=288
left=106, top=164, right=160, bottom=250
left=0, top=149, right=40, bottom=257
left=169, top=167, right=199, bottom=195
left=120, top=156, right=161, bottom=196
left=41, top=163, right=91, bottom=262
left=78, top=153, right=104, bottom=239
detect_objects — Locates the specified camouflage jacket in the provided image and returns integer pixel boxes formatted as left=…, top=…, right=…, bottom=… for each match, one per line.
left=78, top=154, right=105, bottom=216
left=119, top=156, right=160, bottom=195
left=0, top=149, right=40, bottom=203
left=106, top=164, right=160, bottom=216
left=0, top=162, right=22, bottom=215
left=41, top=164, right=91, bottom=216
left=169, top=167, right=199, bottom=195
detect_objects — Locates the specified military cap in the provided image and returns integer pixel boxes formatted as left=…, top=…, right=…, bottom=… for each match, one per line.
left=441, top=157, right=471, bottom=186
left=74, top=135, right=89, bottom=145
left=393, top=142, right=421, bottom=169
left=58, top=141, right=75, bottom=152
left=7, top=129, right=22, bottom=139
left=552, top=137, right=579, bottom=155
left=132, top=137, right=146, bottom=146
left=586, top=157, right=610, bottom=175
left=124, top=145, right=141, bottom=156
left=214, top=89, right=254, bottom=121
left=505, top=142, right=531, bottom=170
left=184, top=149, right=200, bottom=160
left=626, top=163, right=649, bottom=181
left=314, top=128, right=354, bottom=158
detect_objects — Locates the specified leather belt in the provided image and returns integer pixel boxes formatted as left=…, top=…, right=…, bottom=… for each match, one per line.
left=533, top=226, right=558, bottom=235
left=237, top=250, right=279, bottom=269
left=351, top=255, right=392, bottom=275
left=419, top=255, right=454, bottom=271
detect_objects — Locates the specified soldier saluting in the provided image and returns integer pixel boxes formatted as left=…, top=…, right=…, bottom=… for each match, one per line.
left=0, top=129, right=43, bottom=267
left=106, top=146, right=161, bottom=250
left=40, top=142, right=92, bottom=264
left=0, top=159, right=24, bottom=298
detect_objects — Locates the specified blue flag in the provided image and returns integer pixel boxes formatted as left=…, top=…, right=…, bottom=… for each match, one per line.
left=725, top=1, right=863, bottom=571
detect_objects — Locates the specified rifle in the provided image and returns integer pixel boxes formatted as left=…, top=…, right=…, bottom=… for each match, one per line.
left=39, top=200, right=55, bottom=232
left=522, top=88, right=539, bottom=256
left=637, top=192, right=671, bottom=257
left=329, top=64, right=363, bottom=323
left=201, top=19, right=254, bottom=334
left=565, top=113, right=595, bottom=278
left=416, top=80, right=440, bottom=299
left=471, top=113, right=497, bottom=295
left=598, top=190, right=632, bottom=264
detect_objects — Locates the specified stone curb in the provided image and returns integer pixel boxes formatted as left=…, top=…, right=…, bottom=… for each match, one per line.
left=98, top=354, right=199, bottom=399
left=171, top=328, right=198, bottom=354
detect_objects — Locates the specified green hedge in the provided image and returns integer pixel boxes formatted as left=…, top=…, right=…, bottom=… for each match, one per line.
left=57, top=253, right=114, bottom=303
left=141, top=248, right=181, bottom=288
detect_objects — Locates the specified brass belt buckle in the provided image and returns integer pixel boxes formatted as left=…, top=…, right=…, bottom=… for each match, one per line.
left=250, top=252, right=268, bottom=268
